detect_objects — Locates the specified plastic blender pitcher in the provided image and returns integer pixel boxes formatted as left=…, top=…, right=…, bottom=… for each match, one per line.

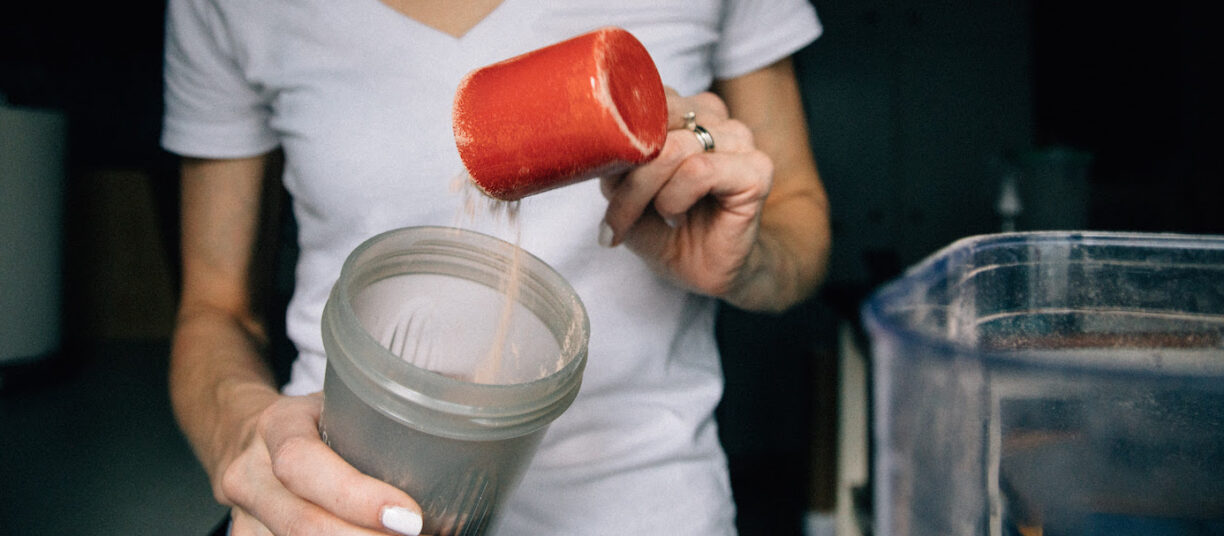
left=863, top=232, right=1224, bottom=535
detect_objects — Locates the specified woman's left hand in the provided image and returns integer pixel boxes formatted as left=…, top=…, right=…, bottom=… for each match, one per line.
left=599, top=88, right=774, bottom=301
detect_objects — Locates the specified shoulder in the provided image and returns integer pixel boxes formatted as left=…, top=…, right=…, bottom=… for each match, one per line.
left=533, top=2, right=725, bottom=94
left=713, top=0, right=821, bottom=80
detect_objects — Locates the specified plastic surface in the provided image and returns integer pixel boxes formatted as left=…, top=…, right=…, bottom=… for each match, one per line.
left=319, top=227, right=589, bottom=535
left=863, top=232, right=1224, bottom=536
left=453, top=27, right=667, bottom=201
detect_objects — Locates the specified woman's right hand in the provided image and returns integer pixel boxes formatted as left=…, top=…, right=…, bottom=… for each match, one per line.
left=216, top=393, right=424, bottom=536
left=173, top=155, right=422, bottom=535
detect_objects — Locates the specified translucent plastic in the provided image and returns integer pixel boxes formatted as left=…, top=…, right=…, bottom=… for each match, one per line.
left=863, top=232, right=1224, bottom=536
left=319, top=227, right=588, bottom=535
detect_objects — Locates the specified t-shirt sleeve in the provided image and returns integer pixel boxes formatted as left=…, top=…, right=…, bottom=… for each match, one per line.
left=160, top=0, right=278, bottom=159
left=713, top=0, right=822, bottom=80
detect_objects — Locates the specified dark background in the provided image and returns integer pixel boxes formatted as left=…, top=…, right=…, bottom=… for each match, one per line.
left=4, top=2, right=1218, bottom=239
left=3, top=1, right=1219, bottom=285
left=2, top=1, right=1219, bottom=535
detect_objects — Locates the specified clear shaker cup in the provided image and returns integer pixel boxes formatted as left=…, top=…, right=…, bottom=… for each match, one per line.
left=319, top=226, right=589, bottom=535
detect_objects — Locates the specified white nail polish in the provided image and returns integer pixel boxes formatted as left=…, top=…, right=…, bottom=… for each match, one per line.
left=598, top=221, right=615, bottom=248
left=381, top=506, right=422, bottom=536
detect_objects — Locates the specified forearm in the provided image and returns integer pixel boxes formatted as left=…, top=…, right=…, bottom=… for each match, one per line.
left=715, top=59, right=831, bottom=313
left=170, top=305, right=279, bottom=482
left=724, top=184, right=830, bottom=313
left=171, top=153, right=279, bottom=484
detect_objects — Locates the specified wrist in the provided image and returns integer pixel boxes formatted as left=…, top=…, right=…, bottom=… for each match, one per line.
left=206, top=380, right=280, bottom=470
left=720, top=236, right=777, bottom=312
left=721, top=228, right=824, bottom=313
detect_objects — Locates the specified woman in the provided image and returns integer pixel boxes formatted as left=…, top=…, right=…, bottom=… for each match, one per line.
left=162, top=1, right=831, bottom=534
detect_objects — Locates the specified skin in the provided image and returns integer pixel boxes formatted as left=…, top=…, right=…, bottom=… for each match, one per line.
left=602, top=59, right=830, bottom=312
left=174, top=156, right=423, bottom=535
left=170, top=6, right=831, bottom=535
left=378, top=0, right=503, bottom=37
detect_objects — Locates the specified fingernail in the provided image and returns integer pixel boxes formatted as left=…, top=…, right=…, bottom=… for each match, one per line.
left=598, top=221, right=615, bottom=248
left=381, top=506, right=422, bottom=536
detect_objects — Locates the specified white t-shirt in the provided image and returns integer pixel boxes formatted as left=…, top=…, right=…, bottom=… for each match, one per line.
left=162, top=1, right=820, bottom=533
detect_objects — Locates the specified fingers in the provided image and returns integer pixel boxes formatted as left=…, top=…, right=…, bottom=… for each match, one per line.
left=231, top=508, right=274, bottom=536
left=227, top=453, right=370, bottom=536
left=223, top=395, right=424, bottom=536
left=665, top=90, right=729, bottom=130
left=652, top=151, right=773, bottom=224
left=229, top=453, right=421, bottom=536
left=264, top=396, right=423, bottom=535
left=601, top=129, right=694, bottom=237
left=602, top=116, right=758, bottom=244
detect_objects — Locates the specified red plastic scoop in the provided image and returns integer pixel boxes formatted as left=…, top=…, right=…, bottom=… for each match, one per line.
left=453, top=27, right=668, bottom=201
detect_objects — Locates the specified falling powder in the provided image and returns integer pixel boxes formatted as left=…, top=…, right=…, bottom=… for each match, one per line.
left=450, top=172, right=526, bottom=384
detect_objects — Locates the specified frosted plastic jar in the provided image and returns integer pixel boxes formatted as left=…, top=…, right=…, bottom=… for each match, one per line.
left=318, top=226, right=588, bottom=535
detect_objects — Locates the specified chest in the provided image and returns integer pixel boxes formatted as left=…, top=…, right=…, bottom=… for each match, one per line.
left=232, top=1, right=725, bottom=230
left=375, top=0, right=505, bottom=38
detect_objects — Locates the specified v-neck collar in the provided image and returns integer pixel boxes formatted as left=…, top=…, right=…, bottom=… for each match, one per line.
left=367, top=0, right=520, bottom=44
